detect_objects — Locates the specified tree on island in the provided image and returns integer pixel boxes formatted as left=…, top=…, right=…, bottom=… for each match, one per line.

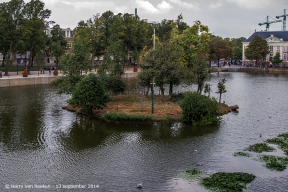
left=216, top=78, right=227, bottom=103
left=69, top=73, right=110, bottom=115
left=245, top=35, right=269, bottom=66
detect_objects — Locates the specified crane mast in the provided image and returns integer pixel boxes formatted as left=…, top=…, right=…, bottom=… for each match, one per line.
left=276, top=9, right=288, bottom=31
left=258, top=16, right=282, bottom=31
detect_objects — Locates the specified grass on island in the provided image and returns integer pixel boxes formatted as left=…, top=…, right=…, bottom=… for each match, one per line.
left=201, top=172, right=256, bottom=192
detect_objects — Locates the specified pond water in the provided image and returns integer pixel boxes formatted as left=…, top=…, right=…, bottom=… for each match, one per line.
left=0, top=72, right=288, bottom=191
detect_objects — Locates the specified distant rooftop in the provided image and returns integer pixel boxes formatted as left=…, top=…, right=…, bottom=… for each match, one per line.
left=245, top=31, right=288, bottom=42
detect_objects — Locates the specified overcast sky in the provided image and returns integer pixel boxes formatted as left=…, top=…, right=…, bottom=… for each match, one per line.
left=1, top=0, right=288, bottom=39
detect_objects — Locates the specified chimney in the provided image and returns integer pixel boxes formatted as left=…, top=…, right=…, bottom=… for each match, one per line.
left=135, top=8, right=137, bottom=17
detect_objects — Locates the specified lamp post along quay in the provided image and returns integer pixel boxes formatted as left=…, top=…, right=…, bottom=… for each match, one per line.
left=150, top=78, right=155, bottom=114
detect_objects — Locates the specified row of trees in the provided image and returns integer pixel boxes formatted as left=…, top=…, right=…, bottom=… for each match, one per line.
left=0, top=0, right=246, bottom=76
left=0, top=0, right=66, bottom=75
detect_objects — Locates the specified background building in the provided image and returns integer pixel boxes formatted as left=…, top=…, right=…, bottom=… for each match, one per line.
left=243, top=31, right=288, bottom=67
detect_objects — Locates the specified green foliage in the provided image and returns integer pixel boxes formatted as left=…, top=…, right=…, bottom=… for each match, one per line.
left=140, top=40, right=186, bottom=100
left=266, top=136, right=288, bottom=155
left=216, top=78, right=227, bottom=103
left=208, top=37, right=233, bottom=67
left=101, top=112, right=152, bottom=123
left=100, top=75, right=126, bottom=95
left=34, top=50, right=45, bottom=71
left=201, top=172, right=256, bottom=192
left=178, top=169, right=203, bottom=180
left=259, top=155, right=288, bottom=171
left=233, top=152, right=251, bottom=157
left=169, top=92, right=185, bottom=103
left=192, top=53, right=209, bottom=94
left=245, top=35, right=269, bottom=66
left=179, top=91, right=220, bottom=125
left=245, top=143, right=275, bottom=153
left=272, top=52, right=283, bottom=65
left=68, top=73, right=110, bottom=115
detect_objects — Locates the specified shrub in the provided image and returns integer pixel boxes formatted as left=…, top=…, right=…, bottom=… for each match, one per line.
left=69, top=73, right=110, bottom=115
left=169, top=92, right=185, bottom=103
left=100, top=75, right=126, bottom=95
left=179, top=91, right=219, bottom=125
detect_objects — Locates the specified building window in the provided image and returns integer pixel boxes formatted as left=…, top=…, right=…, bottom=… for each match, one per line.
left=284, top=46, right=287, bottom=52
left=277, top=46, right=280, bottom=52
left=67, top=31, right=70, bottom=37
left=270, top=46, right=273, bottom=52
left=284, top=53, right=287, bottom=61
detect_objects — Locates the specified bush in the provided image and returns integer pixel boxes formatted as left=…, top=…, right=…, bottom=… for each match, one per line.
left=100, top=75, right=126, bottom=95
left=69, top=73, right=110, bottom=115
left=179, top=91, right=219, bottom=125
left=169, top=92, right=185, bottom=103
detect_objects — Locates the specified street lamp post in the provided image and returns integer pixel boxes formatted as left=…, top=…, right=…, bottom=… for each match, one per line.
left=150, top=78, right=155, bottom=114
left=152, top=21, right=158, bottom=50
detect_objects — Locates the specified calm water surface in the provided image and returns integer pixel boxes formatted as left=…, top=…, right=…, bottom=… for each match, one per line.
left=1, top=72, right=288, bottom=192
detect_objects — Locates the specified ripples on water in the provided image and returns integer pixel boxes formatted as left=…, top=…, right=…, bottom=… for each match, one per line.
left=0, top=73, right=288, bottom=191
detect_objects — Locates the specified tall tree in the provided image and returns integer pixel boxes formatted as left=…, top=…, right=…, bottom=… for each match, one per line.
left=0, top=0, right=24, bottom=75
left=140, top=40, right=185, bottom=101
left=20, top=0, right=51, bottom=73
left=208, top=36, right=233, bottom=67
left=59, top=37, right=91, bottom=94
left=245, top=34, right=269, bottom=66
left=49, top=24, right=67, bottom=67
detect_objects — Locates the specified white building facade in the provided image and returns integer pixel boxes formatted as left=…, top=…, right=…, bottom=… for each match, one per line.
left=242, top=31, right=288, bottom=67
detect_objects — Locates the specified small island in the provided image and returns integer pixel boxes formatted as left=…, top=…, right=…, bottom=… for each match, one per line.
left=63, top=94, right=239, bottom=123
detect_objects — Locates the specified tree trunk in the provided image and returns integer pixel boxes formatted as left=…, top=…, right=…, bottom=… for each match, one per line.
left=219, top=93, right=222, bottom=103
left=169, top=82, right=173, bottom=95
left=1, top=54, right=5, bottom=67
left=145, top=86, right=150, bottom=96
left=160, top=86, right=165, bottom=102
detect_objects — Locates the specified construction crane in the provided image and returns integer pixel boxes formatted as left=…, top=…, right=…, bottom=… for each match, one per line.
left=276, top=9, right=288, bottom=31
left=259, top=16, right=282, bottom=31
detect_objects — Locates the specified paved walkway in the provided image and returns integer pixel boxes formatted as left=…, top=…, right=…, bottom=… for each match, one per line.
left=0, top=67, right=139, bottom=80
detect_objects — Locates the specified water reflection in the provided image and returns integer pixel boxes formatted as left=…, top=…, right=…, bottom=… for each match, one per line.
left=0, top=73, right=288, bottom=191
